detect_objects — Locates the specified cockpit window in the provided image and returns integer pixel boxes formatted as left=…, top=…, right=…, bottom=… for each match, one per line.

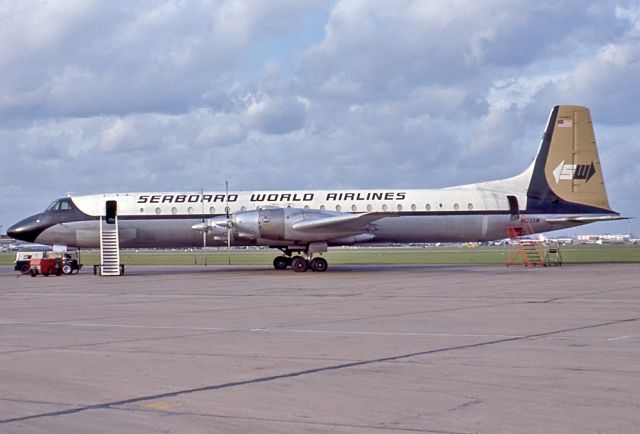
left=46, top=199, right=73, bottom=211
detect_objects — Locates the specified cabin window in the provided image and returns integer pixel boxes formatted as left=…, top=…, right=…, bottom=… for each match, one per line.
left=155, top=207, right=161, bottom=215
left=397, top=204, right=403, bottom=211
left=351, top=204, right=357, bottom=212
left=320, top=205, right=326, bottom=210
left=240, top=206, right=246, bottom=212
left=336, top=204, right=342, bottom=212
left=468, top=203, right=473, bottom=210
left=210, top=206, right=215, bottom=213
left=139, top=208, right=144, bottom=213
left=367, top=204, right=373, bottom=212
left=454, top=203, right=460, bottom=211
left=411, top=204, right=417, bottom=211
left=438, top=203, right=443, bottom=208
left=382, top=204, right=388, bottom=211
left=171, top=207, right=177, bottom=215
left=426, top=204, right=431, bottom=211
left=187, top=207, right=194, bottom=214
left=304, top=205, right=310, bottom=209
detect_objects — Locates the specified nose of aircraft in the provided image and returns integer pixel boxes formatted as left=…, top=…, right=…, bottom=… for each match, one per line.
left=7, top=215, right=45, bottom=243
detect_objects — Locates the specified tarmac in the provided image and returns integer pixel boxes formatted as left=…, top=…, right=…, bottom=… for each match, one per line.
left=0, top=263, right=638, bottom=433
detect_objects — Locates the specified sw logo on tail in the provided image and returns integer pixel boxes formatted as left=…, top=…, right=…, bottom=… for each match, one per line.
left=552, top=161, right=597, bottom=184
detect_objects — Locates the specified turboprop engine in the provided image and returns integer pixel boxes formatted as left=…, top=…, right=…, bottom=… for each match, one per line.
left=194, top=207, right=372, bottom=243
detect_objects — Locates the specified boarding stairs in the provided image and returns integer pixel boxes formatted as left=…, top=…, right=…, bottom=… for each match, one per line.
left=506, top=220, right=546, bottom=267
left=99, top=216, right=121, bottom=276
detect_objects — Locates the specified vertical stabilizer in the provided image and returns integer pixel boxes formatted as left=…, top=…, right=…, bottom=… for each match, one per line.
left=526, top=105, right=614, bottom=214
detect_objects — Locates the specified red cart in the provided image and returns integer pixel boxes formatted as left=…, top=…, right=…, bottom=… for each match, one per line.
left=29, top=258, right=63, bottom=277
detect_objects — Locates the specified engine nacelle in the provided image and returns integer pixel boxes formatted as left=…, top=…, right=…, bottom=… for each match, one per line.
left=204, top=207, right=366, bottom=242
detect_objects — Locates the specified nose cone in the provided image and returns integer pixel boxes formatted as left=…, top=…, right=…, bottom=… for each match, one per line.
left=7, top=214, right=46, bottom=243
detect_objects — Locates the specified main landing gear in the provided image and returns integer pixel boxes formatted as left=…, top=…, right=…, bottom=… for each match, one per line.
left=273, top=249, right=328, bottom=273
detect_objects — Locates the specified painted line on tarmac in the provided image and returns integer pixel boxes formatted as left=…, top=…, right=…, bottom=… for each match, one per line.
left=2, top=321, right=637, bottom=342
left=250, top=327, right=523, bottom=339
left=607, top=335, right=636, bottom=341
left=251, top=328, right=640, bottom=341
left=0, top=321, right=234, bottom=332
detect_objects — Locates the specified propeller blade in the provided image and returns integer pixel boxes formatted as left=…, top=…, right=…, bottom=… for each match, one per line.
left=200, top=188, right=207, bottom=249
left=226, top=180, right=231, bottom=265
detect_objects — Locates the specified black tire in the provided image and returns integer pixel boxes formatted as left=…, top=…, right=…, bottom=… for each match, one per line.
left=291, top=256, right=308, bottom=273
left=273, top=256, right=289, bottom=270
left=20, top=264, right=30, bottom=274
left=30, top=269, right=37, bottom=277
left=310, top=257, right=328, bottom=272
left=62, top=264, right=73, bottom=275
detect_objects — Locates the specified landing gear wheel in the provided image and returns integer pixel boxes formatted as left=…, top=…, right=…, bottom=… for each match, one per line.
left=273, top=256, right=289, bottom=270
left=291, top=256, right=308, bottom=272
left=310, top=257, right=328, bottom=272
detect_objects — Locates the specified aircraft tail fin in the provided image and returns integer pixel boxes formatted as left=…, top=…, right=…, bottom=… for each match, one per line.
left=525, top=105, right=615, bottom=214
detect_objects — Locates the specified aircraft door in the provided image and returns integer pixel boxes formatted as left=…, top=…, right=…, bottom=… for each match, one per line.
left=105, top=200, right=117, bottom=224
left=507, top=195, right=519, bottom=220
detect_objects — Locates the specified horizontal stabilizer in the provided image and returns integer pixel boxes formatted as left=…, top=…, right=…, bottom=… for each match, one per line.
left=292, top=212, right=398, bottom=233
left=545, top=215, right=628, bottom=224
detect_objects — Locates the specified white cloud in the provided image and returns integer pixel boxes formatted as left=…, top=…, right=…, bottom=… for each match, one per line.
left=0, top=1, right=318, bottom=118
left=244, top=94, right=307, bottom=134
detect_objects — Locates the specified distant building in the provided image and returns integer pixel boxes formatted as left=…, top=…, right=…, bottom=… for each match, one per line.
left=576, top=234, right=633, bottom=244
left=0, top=235, right=12, bottom=252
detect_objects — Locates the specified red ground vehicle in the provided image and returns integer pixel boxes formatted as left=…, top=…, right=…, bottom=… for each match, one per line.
left=29, top=258, right=63, bottom=277
left=15, top=251, right=82, bottom=276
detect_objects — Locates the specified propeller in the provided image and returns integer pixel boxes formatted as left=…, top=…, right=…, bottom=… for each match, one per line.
left=189, top=181, right=233, bottom=265
left=200, top=188, right=207, bottom=266
left=225, top=180, right=231, bottom=265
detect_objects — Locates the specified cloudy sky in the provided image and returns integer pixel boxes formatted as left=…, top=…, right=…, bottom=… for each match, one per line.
left=1, top=0, right=639, bottom=236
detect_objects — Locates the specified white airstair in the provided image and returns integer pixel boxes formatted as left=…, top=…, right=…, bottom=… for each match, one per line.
left=99, top=215, right=121, bottom=276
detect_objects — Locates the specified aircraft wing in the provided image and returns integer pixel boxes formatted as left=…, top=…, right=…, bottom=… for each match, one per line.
left=545, top=215, right=628, bottom=224
left=292, top=212, right=399, bottom=233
